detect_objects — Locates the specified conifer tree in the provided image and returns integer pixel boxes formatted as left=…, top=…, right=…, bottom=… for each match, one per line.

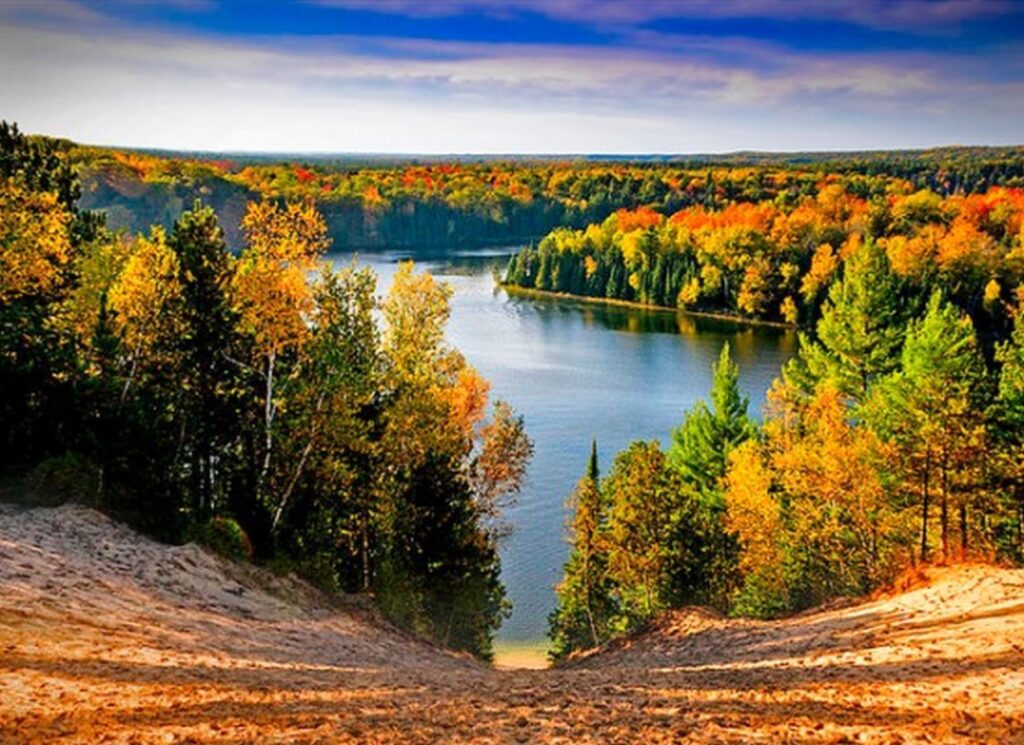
left=549, top=440, right=615, bottom=659
left=603, top=441, right=688, bottom=623
left=788, top=240, right=908, bottom=401
left=994, top=308, right=1024, bottom=558
left=168, top=201, right=240, bottom=517
left=868, top=292, right=986, bottom=560
left=668, top=342, right=756, bottom=498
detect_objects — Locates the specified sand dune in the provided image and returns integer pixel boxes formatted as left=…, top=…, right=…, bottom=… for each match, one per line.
left=2, top=504, right=1023, bottom=744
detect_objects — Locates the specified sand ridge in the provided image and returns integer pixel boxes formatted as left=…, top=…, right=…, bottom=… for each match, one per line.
left=2, top=504, right=1023, bottom=744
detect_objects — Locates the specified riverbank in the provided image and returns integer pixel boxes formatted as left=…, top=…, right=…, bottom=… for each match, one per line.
left=501, top=282, right=800, bottom=330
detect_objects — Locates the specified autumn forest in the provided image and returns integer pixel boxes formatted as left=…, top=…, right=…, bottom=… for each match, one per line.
left=2, top=120, right=1024, bottom=662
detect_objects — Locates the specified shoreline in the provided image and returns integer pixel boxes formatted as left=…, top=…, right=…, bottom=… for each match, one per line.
left=491, top=639, right=551, bottom=670
left=500, top=283, right=800, bottom=331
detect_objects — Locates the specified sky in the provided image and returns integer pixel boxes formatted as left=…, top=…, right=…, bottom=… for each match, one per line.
left=1, top=0, right=1023, bottom=154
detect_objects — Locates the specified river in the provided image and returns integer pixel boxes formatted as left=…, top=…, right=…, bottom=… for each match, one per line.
left=332, top=248, right=797, bottom=653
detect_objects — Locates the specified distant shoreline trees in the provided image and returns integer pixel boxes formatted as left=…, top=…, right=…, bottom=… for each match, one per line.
left=62, top=136, right=1024, bottom=251
left=505, top=185, right=1024, bottom=337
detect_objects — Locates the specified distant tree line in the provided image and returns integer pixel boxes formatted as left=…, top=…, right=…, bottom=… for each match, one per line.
left=65, top=140, right=1024, bottom=250
left=505, top=184, right=1024, bottom=347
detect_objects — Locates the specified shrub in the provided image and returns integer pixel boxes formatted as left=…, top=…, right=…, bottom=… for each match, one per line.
left=189, top=516, right=254, bottom=561
left=24, top=452, right=101, bottom=506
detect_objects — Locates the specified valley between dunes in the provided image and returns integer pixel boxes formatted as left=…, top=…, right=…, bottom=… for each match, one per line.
left=2, top=504, right=1024, bottom=745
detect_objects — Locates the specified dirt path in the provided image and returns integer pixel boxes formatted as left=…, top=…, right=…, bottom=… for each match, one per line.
left=2, top=504, right=1023, bottom=744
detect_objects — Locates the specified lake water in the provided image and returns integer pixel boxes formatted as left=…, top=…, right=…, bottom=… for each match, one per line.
left=333, top=249, right=797, bottom=647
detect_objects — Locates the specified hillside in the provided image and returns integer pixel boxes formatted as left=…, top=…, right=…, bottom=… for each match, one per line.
left=2, top=504, right=1024, bottom=744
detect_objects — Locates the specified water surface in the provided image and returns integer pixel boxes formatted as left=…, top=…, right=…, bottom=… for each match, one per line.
left=332, top=249, right=796, bottom=645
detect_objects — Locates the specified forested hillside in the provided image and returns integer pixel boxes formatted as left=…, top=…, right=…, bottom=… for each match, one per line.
left=550, top=241, right=1024, bottom=658
left=0, top=121, right=532, bottom=659
left=524, top=134, right=1024, bottom=664
left=56, top=137, right=1024, bottom=250
left=505, top=186, right=1024, bottom=337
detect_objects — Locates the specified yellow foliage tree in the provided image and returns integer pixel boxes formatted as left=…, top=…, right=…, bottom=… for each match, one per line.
left=234, top=200, right=330, bottom=516
left=0, top=181, right=71, bottom=303
left=723, top=439, right=781, bottom=577
left=109, top=228, right=185, bottom=401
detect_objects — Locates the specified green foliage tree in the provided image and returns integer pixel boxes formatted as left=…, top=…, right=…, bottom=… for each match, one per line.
left=602, top=441, right=695, bottom=625
left=380, top=453, right=508, bottom=660
left=167, top=201, right=242, bottom=518
left=993, top=308, right=1024, bottom=560
left=789, top=240, right=908, bottom=400
left=867, top=292, right=987, bottom=561
left=549, top=441, right=616, bottom=660
left=665, top=342, right=753, bottom=605
left=668, top=342, right=756, bottom=495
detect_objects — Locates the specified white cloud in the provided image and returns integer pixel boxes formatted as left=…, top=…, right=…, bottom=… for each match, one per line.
left=1, top=7, right=1021, bottom=152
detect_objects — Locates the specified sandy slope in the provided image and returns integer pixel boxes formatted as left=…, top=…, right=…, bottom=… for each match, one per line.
left=2, top=504, right=1024, bottom=744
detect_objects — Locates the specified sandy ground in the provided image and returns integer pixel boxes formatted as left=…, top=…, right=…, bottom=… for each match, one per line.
left=2, top=504, right=1024, bottom=744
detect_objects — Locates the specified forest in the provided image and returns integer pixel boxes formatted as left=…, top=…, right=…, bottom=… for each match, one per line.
left=5, top=120, right=1024, bottom=664
left=504, top=184, right=1024, bottom=335
left=0, top=121, right=533, bottom=659
left=523, top=155, right=1024, bottom=661
left=52, top=137, right=1024, bottom=251
left=548, top=240, right=1024, bottom=659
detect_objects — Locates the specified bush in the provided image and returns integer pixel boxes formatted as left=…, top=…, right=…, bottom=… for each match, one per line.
left=729, top=568, right=791, bottom=619
left=24, top=452, right=102, bottom=506
left=189, top=516, right=254, bottom=561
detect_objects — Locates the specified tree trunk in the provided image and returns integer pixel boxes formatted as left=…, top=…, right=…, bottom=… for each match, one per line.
left=361, top=513, right=371, bottom=592
left=940, top=453, right=949, bottom=562
left=271, top=391, right=326, bottom=535
left=271, top=435, right=315, bottom=534
left=920, top=453, right=930, bottom=562
left=959, top=500, right=968, bottom=560
left=118, top=342, right=144, bottom=413
left=582, top=555, right=599, bottom=647
left=256, top=351, right=276, bottom=506
left=1018, top=486, right=1023, bottom=555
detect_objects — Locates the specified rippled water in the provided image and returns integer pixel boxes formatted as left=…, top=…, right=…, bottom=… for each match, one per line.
left=332, top=249, right=797, bottom=643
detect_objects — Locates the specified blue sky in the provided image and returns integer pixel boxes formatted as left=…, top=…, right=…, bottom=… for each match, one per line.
left=1, top=0, right=1022, bottom=153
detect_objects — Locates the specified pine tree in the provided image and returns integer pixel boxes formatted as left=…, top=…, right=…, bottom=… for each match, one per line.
left=168, top=200, right=240, bottom=517
left=868, top=292, right=986, bottom=561
left=668, top=342, right=756, bottom=498
left=789, top=240, right=908, bottom=401
left=548, top=439, right=615, bottom=660
left=994, top=308, right=1024, bottom=559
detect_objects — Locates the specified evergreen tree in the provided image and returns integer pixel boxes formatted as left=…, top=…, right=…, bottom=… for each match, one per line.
left=381, top=453, right=508, bottom=661
left=997, top=309, right=1024, bottom=425
left=602, top=441, right=688, bottom=624
left=786, top=240, right=908, bottom=400
left=0, top=121, right=98, bottom=462
left=994, top=309, right=1024, bottom=559
left=548, top=440, right=616, bottom=660
left=663, top=343, right=752, bottom=606
left=868, top=292, right=986, bottom=561
left=668, top=342, right=756, bottom=497
left=168, top=201, right=241, bottom=518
